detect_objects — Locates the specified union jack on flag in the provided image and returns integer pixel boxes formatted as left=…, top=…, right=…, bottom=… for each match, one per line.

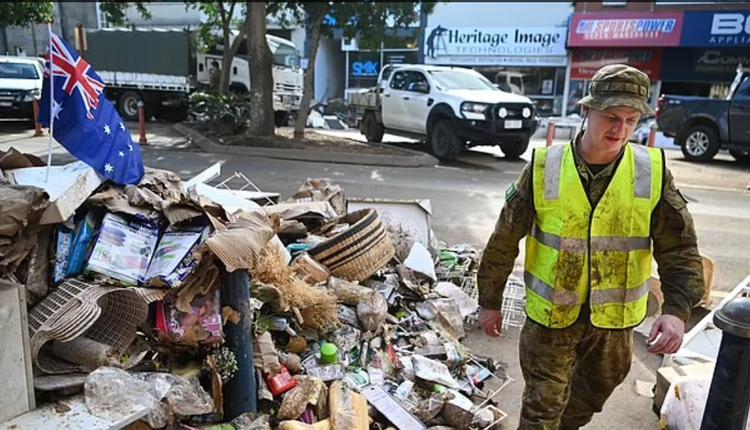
left=39, top=31, right=144, bottom=185
left=45, top=32, right=105, bottom=120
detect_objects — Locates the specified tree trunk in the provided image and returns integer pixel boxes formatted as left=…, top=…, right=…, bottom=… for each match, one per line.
left=244, top=1, right=275, bottom=137
left=220, top=24, right=249, bottom=94
left=293, top=8, right=327, bottom=140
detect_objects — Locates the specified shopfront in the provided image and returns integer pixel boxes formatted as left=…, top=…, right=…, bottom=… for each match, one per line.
left=342, top=29, right=419, bottom=97
left=567, top=12, right=682, bottom=115
left=662, top=11, right=750, bottom=98
left=423, top=25, right=568, bottom=116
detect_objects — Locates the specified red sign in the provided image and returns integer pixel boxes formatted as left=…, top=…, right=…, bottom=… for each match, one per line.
left=570, top=49, right=662, bottom=80
left=568, top=12, right=684, bottom=47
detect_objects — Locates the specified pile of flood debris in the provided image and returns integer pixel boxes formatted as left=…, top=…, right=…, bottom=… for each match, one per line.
left=1, top=149, right=512, bottom=430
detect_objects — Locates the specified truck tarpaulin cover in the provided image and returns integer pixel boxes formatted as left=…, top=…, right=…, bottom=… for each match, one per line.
left=85, top=29, right=193, bottom=77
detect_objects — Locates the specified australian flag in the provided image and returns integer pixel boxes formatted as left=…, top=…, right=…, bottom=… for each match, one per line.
left=38, top=32, right=144, bottom=185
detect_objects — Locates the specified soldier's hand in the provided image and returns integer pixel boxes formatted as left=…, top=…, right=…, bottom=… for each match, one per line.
left=647, top=314, right=685, bottom=354
left=479, top=307, right=503, bottom=337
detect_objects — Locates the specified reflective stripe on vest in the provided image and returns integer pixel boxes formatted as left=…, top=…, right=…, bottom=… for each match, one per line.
left=525, top=143, right=663, bottom=329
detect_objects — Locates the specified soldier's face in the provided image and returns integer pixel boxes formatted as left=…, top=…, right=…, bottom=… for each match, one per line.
left=586, top=107, right=641, bottom=151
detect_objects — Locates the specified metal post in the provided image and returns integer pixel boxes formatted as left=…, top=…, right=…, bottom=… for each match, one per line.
left=32, top=100, right=43, bottom=136
left=220, top=270, right=258, bottom=419
left=700, top=297, right=750, bottom=430
left=546, top=120, right=556, bottom=147
left=137, top=101, right=148, bottom=145
left=561, top=51, right=572, bottom=117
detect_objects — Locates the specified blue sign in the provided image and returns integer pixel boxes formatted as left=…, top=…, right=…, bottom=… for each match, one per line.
left=681, top=11, right=750, bottom=47
left=351, top=60, right=379, bottom=77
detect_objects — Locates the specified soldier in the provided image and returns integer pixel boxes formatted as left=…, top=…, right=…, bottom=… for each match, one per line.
left=477, top=64, right=705, bottom=430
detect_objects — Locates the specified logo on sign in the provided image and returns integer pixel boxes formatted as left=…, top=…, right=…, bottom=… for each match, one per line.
left=351, top=61, right=378, bottom=77
left=709, top=13, right=750, bottom=44
left=576, top=18, right=676, bottom=40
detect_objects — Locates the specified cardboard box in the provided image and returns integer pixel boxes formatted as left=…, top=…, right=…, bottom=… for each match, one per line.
left=86, top=213, right=159, bottom=286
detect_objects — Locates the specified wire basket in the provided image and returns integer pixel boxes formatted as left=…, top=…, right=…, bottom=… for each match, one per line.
left=501, top=276, right=527, bottom=332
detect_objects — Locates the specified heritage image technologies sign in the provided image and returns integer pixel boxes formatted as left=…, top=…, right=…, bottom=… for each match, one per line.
left=424, top=26, right=567, bottom=63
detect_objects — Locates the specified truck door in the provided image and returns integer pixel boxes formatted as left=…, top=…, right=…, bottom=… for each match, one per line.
left=400, top=71, right=432, bottom=133
left=382, top=70, right=408, bottom=129
left=729, top=75, right=750, bottom=145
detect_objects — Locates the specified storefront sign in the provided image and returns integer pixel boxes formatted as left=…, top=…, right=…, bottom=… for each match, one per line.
left=568, top=12, right=683, bottom=47
left=424, top=25, right=567, bottom=66
left=571, top=49, right=662, bottom=80
left=681, top=11, right=750, bottom=47
left=662, top=47, right=750, bottom=82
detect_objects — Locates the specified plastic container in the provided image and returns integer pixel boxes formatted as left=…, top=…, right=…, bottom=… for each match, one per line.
left=265, top=366, right=297, bottom=397
left=320, top=342, right=339, bottom=365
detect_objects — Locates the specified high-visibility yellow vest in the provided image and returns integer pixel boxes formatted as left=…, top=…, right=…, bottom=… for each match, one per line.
left=525, top=143, right=663, bottom=329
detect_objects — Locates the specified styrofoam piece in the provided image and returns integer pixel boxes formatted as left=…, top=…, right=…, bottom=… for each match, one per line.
left=404, top=242, right=436, bottom=282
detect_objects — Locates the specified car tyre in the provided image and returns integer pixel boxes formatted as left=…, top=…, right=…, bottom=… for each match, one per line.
left=430, top=119, right=464, bottom=162
left=680, top=124, right=720, bottom=162
left=117, top=91, right=142, bottom=122
left=361, top=111, right=384, bottom=143
left=499, top=137, right=530, bottom=160
left=729, top=149, right=750, bottom=165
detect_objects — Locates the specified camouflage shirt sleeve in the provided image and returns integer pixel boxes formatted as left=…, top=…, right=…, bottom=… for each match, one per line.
left=477, top=162, right=535, bottom=310
left=651, top=167, right=706, bottom=322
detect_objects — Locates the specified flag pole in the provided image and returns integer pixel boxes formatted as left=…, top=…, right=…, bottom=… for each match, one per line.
left=46, top=22, right=54, bottom=182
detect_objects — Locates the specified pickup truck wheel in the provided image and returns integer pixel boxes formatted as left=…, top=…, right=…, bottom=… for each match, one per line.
left=729, top=149, right=750, bottom=165
left=499, top=137, right=530, bottom=160
left=681, top=125, right=720, bottom=162
left=117, top=91, right=142, bottom=122
left=430, top=119, right=464, bottom=162
left=361, top=112, right=384, bottom=143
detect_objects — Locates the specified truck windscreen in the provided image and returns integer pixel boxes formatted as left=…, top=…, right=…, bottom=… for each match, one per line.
left=273, top=45, right=300, bottom=69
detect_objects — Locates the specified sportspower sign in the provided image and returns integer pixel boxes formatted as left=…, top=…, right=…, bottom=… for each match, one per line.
left=568, top=12, right=684, bottom=47
left=424, top=26, right=567, bottom=66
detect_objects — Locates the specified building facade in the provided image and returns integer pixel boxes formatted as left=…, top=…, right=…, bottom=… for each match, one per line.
left=568, top=1, right=750, bottom=115
left=421, top=2, right=573, bottom=116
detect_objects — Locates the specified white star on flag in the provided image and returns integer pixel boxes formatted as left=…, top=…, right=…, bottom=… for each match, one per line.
left=118, top=151, right=125, bottom=157
left=104, top=163, right=114, bottom=173
left=103, top=124, right=111, bottom=135
left=128, top=144, right=133, bottom=152
left=51, top=99, right=63, bottom=119
left=119, top=122, right=126, bottom=131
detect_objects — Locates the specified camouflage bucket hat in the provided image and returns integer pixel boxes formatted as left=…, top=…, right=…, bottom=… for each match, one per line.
left=578, top=64, right=654, bottom=115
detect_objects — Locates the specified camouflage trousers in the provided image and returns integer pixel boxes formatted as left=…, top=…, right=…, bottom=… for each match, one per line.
left=517, top=314, right=634, bottom=430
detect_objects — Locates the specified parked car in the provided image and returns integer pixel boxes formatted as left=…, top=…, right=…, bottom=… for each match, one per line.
left=657, top=66, right=750, bottom=163
left=0, top=55, right=44, bottom=120
left=349, top=64, right=539, bottom=161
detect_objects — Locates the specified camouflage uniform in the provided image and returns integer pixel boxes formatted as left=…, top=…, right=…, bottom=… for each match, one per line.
left=477, top=65, right=705, bottom=430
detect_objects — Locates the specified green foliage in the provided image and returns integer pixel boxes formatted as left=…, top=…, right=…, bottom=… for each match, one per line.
left=271, top=2, right=436, bottom=51
left=0, top=2, right=54, bottom=27
left=99, top=1, right=152, bottom=27
left=188, top=91, right=256, bottom=134
left=186, top=1, right=242, bottom=53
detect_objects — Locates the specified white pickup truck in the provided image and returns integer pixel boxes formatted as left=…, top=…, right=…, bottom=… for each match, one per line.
left=349, top=64, right=539, bottom=161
